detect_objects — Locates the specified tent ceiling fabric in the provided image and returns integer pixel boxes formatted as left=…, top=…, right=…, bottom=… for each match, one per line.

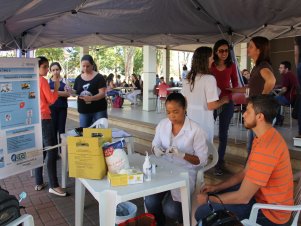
left=1, top=0, right=301, bottom=50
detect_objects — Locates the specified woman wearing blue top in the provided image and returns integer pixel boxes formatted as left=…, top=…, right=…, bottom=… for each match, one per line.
left=49, top=62, right=70, bottom=147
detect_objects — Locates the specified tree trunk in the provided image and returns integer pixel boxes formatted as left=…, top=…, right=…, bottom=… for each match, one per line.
left=124, top=46, right=135, bottom=82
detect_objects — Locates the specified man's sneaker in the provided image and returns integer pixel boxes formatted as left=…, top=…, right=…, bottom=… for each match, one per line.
left=214, top=165, right=223, bottom=176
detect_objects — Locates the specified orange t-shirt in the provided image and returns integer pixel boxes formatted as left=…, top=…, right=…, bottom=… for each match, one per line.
left=39, top=76, right=58, bottom=119
left=245, top=127, right=294, bottom=224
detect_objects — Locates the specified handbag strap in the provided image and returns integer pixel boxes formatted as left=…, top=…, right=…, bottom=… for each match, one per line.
left=207, top=193, right=227, bottom=211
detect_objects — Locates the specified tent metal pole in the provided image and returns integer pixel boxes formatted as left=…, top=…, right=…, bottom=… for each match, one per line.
left=4, top=24, right=21, bottom=50
left=26, top=24, right=45, bottom=50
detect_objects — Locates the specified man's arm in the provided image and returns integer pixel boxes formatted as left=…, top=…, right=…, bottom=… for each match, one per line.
left=210, top=176, right=261, bottom=204
left=198, top=170, right=246, bottom=204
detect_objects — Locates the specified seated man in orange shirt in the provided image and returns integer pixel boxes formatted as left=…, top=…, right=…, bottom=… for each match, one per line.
left=195, top=95, right=293, bottom=226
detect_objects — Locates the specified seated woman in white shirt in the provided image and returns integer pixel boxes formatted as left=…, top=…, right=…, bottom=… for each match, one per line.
left=125, top=74, right=141, bottom=105
left=144, top=92, right=208, bottom=226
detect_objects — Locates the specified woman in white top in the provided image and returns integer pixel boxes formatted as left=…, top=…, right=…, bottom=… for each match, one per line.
left=181, top=46, right=229, bottom=142
left=145, top=92, right=208, bottom=226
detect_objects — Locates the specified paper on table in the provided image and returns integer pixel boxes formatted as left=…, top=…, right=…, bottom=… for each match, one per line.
left=112, top=129, right=131, bottom=138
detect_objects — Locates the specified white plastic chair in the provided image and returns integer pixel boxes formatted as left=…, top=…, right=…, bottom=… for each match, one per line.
left=191, top=140, right=219, bottom=225
left=241, top=177, right=301, bottom=226
left=89, top=118, right=109, bottom=128
left=6, top=214, right=35, bottom=226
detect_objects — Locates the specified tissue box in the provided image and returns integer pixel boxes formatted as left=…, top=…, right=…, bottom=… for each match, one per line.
left=293, top=137, right=301, bottom=148
left=108, top=169, right=144, bottom=186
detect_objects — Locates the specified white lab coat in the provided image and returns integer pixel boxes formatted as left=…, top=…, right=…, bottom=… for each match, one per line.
left=181, top=74, right=219, bottom=142
left=152, top=117, right=208, bottom=202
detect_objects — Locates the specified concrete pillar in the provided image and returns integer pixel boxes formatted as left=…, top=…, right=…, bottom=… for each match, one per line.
left=142, top=45, right=157, bottom=111
left=162, top=46, right=170, bottom=81
left=240, top=43, right=248, bottom=70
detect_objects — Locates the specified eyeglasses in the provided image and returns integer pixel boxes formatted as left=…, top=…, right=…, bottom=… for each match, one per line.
left=217, top=49, right=229, bottom=54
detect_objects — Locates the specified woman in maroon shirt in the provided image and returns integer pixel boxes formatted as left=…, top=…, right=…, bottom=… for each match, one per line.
left=211, top=39, right=238, bottom=176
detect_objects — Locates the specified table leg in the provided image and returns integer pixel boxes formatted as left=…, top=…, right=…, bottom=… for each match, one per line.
left=99, top=190, right=118, bottom=226
left=127, top=137, right=134, bottom=155
left=75, top=179, right=86, bottom=226
left=61, top=137, right=67, bottom=188
left=180, top=173, right=191, bottom=226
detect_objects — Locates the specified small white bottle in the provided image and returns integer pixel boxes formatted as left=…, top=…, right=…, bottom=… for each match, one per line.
left=143, top=152, right=152, bottom=181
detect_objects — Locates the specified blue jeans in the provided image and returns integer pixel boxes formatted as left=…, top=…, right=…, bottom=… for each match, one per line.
left=144, top=191, right=182, bottom=226
left=79, top=110, right=108, bottom=128
left=107, top=90, right=120, bottom=96
left=214, top=101, right=234, bottom=165
left=35, top=119, right=59, bottom=188
left=275, top=95, right=290, bottom=106
left=50, top=107, right=67, bottom=147
left=195, top=185, right=289, bottom=226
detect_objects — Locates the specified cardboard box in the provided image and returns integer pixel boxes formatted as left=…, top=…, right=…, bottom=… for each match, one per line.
left=83, top=128, right=112, bottom=143
left=293, top=137, right=301, bottom=148
left=67, top=136, right=107, bottom=179
left=107, top=169, right=144, bottom=186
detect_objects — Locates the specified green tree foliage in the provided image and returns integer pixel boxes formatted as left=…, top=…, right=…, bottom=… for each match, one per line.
left=133, top=48, right=143, bottom=75
left=35, top=48, right=64, bottom=62
left=90, top=46, right=124, bottom=75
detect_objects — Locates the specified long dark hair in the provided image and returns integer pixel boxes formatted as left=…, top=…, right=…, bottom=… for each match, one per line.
left=213, top=39, right=233, bottom=67
left=186, top=46, right=212, bottom=91
left=250, top=36, right=271, bottom=66
left=50, top=62, right=62, bottom=71
left=81, top=54, right=98, bottom=71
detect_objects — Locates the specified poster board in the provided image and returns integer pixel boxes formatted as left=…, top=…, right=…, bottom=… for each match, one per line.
left=0, top=57, right=43, bottom=179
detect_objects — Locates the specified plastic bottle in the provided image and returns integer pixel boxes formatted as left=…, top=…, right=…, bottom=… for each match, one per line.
left=143, top=152, right=152, bottom=181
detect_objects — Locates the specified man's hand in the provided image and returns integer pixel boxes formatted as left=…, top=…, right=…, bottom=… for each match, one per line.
left=152, top=146, right=165, bottom=157
left=166, top=147, right=185, bottom=158
left=197, top=192, right=208, bottom=205
left=201, top=184, right=219, bottom=193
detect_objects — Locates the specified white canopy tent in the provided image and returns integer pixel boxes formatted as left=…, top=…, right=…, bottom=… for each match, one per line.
left=1, top=0, right=301, bottom=51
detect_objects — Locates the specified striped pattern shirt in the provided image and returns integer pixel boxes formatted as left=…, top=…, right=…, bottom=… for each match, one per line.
left=245, top=127, right=293, bottom=224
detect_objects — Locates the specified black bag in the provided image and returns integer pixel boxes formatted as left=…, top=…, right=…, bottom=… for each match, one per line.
left=199, top=194, right=243, bottom=226
left=0, top=187, right=21, bottom=225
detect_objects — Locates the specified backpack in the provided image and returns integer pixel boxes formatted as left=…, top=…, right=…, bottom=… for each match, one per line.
left=113, top=96, right=123, bottom=108
left=0, top=187, right=21, bottom=225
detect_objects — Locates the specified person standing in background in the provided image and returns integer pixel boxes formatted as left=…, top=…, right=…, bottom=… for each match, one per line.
left=48, top=62, right=70, bottom=151
left=182, top=64, right=188, bottom=80
left=73, top=55, right=107, bottom=127
left=35, top=56, right=66, bottom=196
left=211, top=39, right=239, bottom=176
left=182, top=46, right=229, bottom=143
left=125, top=74, right=141, bottom=105
left=241, top=69, right=250, bottom=85
left=229, top=36, right=276, bottom=155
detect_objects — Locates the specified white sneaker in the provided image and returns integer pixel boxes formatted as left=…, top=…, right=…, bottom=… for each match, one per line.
left=49, top=188, right=67, bottom=197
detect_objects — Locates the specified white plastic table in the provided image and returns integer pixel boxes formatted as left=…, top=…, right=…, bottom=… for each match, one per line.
left=75, top=154, right=191, bottom=226
left=60, top=128, right=134, bottom=188
left=167, top=87, right=182, bottom=93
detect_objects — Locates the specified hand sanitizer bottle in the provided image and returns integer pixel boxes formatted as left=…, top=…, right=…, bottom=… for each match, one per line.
left=143, top=152, right=152, bottom=181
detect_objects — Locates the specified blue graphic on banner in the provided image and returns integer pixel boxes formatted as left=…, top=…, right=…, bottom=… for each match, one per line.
left=7, top=133, right=35, bottom=154
left=0, top=79, right=39, bottom=129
